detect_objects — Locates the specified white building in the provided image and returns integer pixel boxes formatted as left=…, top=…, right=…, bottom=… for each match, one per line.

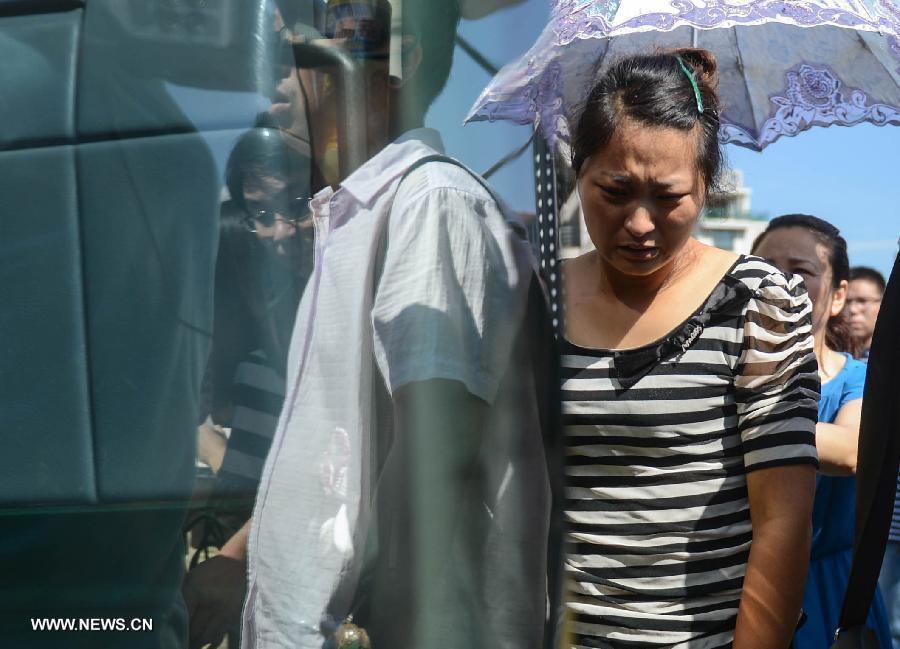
left=694, top=169, right=769, bottom=254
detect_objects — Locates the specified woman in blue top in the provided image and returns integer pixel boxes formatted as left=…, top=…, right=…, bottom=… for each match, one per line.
left=753, top=214, right=891, bottom=648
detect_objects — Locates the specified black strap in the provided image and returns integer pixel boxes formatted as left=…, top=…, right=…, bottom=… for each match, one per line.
left=838, top=251, right=900, bottom=632
left=391, top=154, right=532, bottom=242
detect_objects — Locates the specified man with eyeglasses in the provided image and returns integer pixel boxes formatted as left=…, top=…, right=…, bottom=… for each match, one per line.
left=848, top=266, right=885, bottom=360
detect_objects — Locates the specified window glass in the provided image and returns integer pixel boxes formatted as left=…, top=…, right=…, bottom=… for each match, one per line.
left=0, top=2, right=559, bottom=647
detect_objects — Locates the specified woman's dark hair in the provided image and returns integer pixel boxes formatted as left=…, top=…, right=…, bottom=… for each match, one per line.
left=751, top=214, right=857, bottom=356
left=572, top=48, right=723, bottom=194
left=226, top=127, right=309, bottom=211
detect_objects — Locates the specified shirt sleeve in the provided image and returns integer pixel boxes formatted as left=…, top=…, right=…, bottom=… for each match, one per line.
left=735, top=270, right=820, bottom=472
left=840, top=358, right=867, bottom=406
left=371, top=178, right=523, bottom=404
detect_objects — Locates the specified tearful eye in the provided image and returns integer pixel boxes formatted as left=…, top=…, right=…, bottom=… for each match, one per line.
left=657, top=193, right=687, bottom=202
left=600, top=186, right=629, bottom=199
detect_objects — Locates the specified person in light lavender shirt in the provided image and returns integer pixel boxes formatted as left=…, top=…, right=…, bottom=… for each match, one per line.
left=188, top=2, right=563, bottom=649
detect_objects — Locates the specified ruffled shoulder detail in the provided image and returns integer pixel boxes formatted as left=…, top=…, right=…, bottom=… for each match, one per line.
left=730, top=255, right=809, bottom=302
left=612, top=264, right=753, bottom=389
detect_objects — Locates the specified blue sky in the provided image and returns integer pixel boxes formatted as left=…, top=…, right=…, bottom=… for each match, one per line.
left=428, top=0, right=900, bottom=279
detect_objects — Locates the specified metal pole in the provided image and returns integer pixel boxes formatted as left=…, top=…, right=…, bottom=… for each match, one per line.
left=455, top=34, right=500, bottom=76
left=533, top=135, right=563, bottom=334
left=292, top=41, right=369, bottom=179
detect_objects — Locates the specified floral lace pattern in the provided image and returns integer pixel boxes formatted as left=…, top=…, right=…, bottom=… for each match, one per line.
left=721, top=64, right=900, bottom=150
left=471, top=60, right=569, bottom=145
left=466, top=25, right=572, bottom=144
left=876, top=0, right=900, bottom=70
left=466, top=0, right=900, bottom=151
left=553, top=0, right=891, bottom=46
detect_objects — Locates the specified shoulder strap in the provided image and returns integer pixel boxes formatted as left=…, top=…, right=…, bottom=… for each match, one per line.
left=838, top=252, right=900, bottom=632
left=391, top=153, right=532, bottom=243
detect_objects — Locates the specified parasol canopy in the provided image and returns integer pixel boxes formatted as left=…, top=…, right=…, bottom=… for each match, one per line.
left=466, top=0, right=900, bottom=151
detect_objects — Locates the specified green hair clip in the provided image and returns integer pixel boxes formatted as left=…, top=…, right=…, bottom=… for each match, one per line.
left=677, top=57, right=704, bottom=115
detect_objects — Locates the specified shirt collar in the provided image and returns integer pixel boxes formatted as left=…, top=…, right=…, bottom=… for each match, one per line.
left=338, top=128, right=445, bottom=206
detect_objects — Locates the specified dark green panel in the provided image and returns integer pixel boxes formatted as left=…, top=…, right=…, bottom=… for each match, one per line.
left=78, top=132, right=219, bottom=502
left=78, top=0, right=275, bottom=137
left=0, top=9, right=80, bottom=149
left=0, top=145, right=95, bottom=505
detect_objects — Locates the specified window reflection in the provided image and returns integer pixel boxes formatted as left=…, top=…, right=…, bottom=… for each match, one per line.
left=1, top=2, right=558, bottom=649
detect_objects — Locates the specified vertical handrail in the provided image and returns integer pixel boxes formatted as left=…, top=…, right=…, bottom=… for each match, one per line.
left=292, top=41, right=369, bottom=179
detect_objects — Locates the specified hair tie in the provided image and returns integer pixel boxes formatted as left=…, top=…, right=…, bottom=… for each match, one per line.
left=676, top=57, right=704, bottom=115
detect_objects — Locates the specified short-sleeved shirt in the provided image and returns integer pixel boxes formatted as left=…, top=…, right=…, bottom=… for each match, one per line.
left=242, top=130, right=555, bottom=649
left=560, top=256, right=820, bottom=649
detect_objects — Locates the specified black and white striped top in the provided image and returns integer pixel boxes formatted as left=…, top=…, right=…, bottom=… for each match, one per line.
left=561, top=256, right=820, bottom=649
left=217, top=349, right=285, bottom=495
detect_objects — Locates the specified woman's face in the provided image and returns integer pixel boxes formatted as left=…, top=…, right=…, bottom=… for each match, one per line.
left=753, top=226, right=847, bottom=336
left=577, top=118, right=705, bottom=277
left=242, top=173, right=305, bottom=260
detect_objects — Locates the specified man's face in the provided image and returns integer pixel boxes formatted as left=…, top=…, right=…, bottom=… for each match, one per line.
left=847, top=278, right=883, bottom=345
left=273, top=18, right=389, bottom=183
left=269, top=11, right=317, bottom=156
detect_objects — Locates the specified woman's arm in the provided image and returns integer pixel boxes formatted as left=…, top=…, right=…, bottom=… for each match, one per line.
left=733, top=464, right=816, bottom=649
left=220, top=518, right=251, bottom=560
left=197, top=420, right=228, bottom=473
left=815, top=398, right=862, bottom=476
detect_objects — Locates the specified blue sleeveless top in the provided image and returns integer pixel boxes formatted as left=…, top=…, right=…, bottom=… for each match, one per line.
left=795, top=353, right=891, bottom=649
left=812, top=354, right=866, bottom=557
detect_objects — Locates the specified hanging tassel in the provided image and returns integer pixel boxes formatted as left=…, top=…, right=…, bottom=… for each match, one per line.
left=335, top=615, right=372, bottom=649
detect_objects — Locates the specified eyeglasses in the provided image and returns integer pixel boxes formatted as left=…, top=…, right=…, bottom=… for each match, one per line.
left=242, top=196, right=311, bottom=233
left=846, top=297, right=882, bottom=308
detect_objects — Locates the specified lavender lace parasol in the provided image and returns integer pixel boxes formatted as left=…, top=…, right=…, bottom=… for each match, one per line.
left=466, top=0, right=900, bottom=151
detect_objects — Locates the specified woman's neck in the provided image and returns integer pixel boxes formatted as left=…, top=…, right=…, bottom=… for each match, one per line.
left=594, top=240, right=698, bottom=307
left=815, top=337, right=846, bottom=383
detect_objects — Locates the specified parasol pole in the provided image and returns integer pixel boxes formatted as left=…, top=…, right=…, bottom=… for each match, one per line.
left=533, top=134, right=564, bottom=335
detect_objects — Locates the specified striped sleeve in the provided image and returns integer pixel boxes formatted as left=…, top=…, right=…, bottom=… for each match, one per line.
left=735, top=270, right=820, bottom=472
